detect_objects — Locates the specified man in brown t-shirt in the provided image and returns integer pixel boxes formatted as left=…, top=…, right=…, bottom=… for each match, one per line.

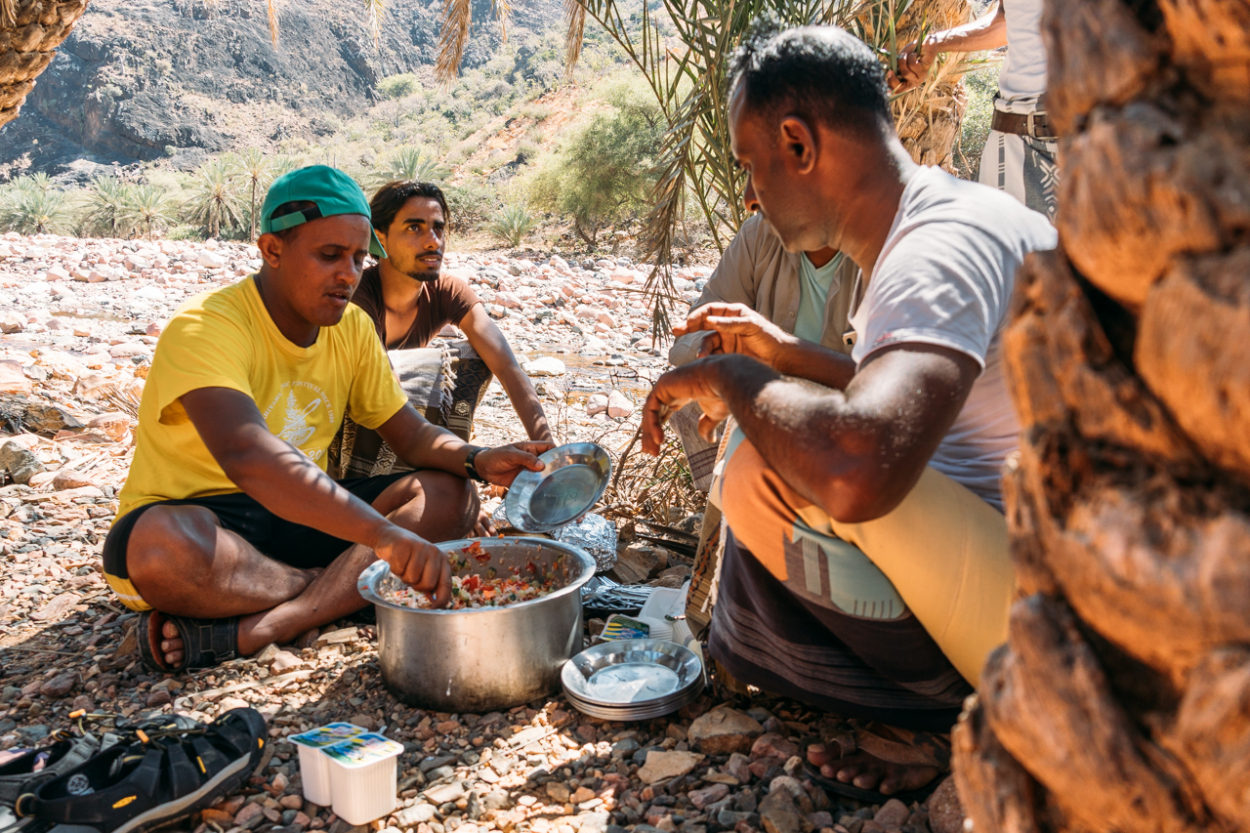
left=354, top=181, right=553, bottom=444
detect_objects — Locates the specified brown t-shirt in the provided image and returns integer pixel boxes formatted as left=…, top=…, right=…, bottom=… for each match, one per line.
left=351, top=265, right=481, bottom=349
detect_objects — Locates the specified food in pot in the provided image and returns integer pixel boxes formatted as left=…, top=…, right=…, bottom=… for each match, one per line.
left=384, top=540, right=569, bottom=610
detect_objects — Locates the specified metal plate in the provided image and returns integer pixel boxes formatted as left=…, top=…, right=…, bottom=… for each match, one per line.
left=562, top=685, right=703, bottom=721
left=506, top=443, right=611, bottom=533
left=561, top=639, right=703, bottom=708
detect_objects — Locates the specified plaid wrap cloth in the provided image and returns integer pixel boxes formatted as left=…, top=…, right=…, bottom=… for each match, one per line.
left=327, top=339, right=493, bottom=479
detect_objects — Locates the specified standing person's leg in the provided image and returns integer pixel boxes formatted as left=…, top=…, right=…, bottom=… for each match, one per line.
left=1020, top=135, right=1060, bottom=220
left=977, top=101, right=1059, bottom=221
left=120, top=470, right=476, bottom=668
left=978, top=127, right=1027, bottom=205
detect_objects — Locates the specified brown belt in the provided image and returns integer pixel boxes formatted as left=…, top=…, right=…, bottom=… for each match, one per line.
left=990, top=109, right=1056, bottom=140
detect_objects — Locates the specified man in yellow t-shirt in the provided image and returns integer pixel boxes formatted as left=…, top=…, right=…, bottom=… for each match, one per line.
left=104, top=166, right=552, bottom=672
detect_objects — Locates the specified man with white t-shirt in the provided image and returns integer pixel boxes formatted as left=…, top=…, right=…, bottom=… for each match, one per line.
left=641, top=25, right=1055, bottom=800
left=891, top=1, right=1057, bottom=219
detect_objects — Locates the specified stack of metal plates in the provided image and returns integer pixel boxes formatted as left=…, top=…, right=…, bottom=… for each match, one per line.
left=561, top=639, right=704, bottom=720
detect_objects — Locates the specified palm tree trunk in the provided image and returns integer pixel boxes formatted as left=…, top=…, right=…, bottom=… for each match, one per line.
left=0, top=0, right=91, bottom=128
left=952, top=1, right=1250, bottom=831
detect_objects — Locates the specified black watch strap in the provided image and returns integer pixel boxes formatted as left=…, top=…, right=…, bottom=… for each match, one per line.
left=464, top=446, right=488, bottom=483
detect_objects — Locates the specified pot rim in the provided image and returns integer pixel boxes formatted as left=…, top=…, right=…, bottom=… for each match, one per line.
left=358, top=536, right=597, bottom=615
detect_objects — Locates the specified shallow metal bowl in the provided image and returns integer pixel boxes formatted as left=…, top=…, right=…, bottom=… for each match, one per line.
left=358, top=537, right=596, bottom=712
left=561, top=639, right=704, bottom=708
left=505, top=443, right=612, bottom=532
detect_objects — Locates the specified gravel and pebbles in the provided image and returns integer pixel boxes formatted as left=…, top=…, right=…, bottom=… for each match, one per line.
left=0, top=233, right=963, bottom=833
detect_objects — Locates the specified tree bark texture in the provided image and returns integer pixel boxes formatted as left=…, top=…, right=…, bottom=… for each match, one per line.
left=0, top=0, right=90, bottom=128
left=952, top=0, right=1250, bottom=831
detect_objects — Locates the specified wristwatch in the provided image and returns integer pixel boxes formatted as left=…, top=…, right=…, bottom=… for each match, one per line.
left=464, top=446, right=488, bottom=483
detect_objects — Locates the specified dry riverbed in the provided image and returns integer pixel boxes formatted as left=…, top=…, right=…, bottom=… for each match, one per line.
left=0, top=233, right=962, bottom=833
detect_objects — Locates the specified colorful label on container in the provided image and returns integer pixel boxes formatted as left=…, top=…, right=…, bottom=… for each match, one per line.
left=289, top=723, right=366, bottom=750
left=600, top=614, right=650, bottom=641
left=322, top=733, right=404, bottom=769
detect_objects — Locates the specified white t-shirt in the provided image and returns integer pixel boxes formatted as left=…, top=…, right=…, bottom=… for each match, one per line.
left=848, top=166, right=1057, bottom=509
left=997, top=0, right=1048, bottom=105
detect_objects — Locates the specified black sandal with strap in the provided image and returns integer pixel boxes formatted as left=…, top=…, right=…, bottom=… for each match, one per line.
left=137, top=611, right=240, bottom=672
left=15, top=709, right=267, bottom=833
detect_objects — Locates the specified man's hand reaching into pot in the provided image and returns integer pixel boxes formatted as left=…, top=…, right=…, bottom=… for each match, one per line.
left=371, top=523, right=453, bottom=608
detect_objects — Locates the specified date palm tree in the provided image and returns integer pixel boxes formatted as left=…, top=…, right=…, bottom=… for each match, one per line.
left=187, top=157, right=246, bottom=239
left=119, top=184, right=179, bottom=240
left=0, top=174, right=67, bottom=234
left=369, top=147, right=448, bottom=189
left=950, top=2, right=1250, bottom=832
left=81, top=175, right=132, bottom=238
left=229, top=148, right=278, bottom=241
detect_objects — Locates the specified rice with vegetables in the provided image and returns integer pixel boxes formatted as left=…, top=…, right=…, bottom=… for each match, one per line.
left=383, top=540, right=568, bottom=610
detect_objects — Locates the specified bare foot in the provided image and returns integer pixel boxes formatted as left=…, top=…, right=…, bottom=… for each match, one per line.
left=159, top=618, right=185, bottom=669
left=807, top=743, right=940, bottom=796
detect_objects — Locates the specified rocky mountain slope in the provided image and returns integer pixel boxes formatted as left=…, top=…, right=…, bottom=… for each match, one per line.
left=0, top=0, right=563, bottom=179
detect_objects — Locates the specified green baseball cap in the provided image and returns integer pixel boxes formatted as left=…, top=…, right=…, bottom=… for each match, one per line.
left=259, top=165, right=387, bottom=258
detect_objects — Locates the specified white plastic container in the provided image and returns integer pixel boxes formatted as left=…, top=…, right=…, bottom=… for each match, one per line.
left=288, top=723, right=366, bottom=806
left=323, top=732, right=405, bottom=825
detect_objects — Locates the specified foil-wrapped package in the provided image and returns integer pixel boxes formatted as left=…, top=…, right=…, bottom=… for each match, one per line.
left=554, top=513, right=618, bottom=573
left=490, top=502, right=618, bottom=573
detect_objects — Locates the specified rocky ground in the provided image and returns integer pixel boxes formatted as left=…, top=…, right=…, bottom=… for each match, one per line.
left=0, top=233, right=961, bottom=833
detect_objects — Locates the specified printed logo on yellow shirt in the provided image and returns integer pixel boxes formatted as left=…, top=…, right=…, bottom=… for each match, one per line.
left=262, top=381, right=337, bottom=461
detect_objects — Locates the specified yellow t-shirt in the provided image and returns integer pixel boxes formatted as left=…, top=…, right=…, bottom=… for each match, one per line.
left=115, top=276, right=408, bottom=521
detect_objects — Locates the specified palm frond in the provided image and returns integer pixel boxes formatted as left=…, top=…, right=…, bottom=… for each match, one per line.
left=564, top=0, right=587, bottom=73
left=266, top=0, right=280, bottom=45
left=493, top=0, right=511, bottom=42
left=365, top=0, right=387, bottom=47
left=562, top=0, right=975, bottom=342
left=435, top=0, right=473, bottom=83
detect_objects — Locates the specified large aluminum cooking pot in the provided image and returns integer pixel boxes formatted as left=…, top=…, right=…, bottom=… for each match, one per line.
left=357, top=537, right=596, bottom=712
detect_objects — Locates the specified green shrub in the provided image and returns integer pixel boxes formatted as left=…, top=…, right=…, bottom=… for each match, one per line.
left=445, top=182, right=498, bottom=232
left=519, top=102, right=551, bottom=122
left=378, top=73, right=419, bottom=100
left=954, top=65, right=998, bottom=180
left=527, top=88, right=663, bottom=246
left=489, top=203, right=538, bottom=248
left=167, top=224, right=206, bottom=241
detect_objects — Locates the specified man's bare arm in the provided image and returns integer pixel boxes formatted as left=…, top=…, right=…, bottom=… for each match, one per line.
left=181, top=387, right=453, bottom=600
left=375, top=403, right=552, bottom=489
left=892, top=2, right=1007, bottom=91
left=374, top=402, right=475, bottom=474
left=184, top=387, right=395, bottom=545
left=459, top=305, right=553, bottom=443
left=642, top=344, right=979, bottom=522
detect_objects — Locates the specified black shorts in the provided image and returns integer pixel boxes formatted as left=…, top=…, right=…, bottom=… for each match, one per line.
left=102, top=473, right=412, bottom=611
